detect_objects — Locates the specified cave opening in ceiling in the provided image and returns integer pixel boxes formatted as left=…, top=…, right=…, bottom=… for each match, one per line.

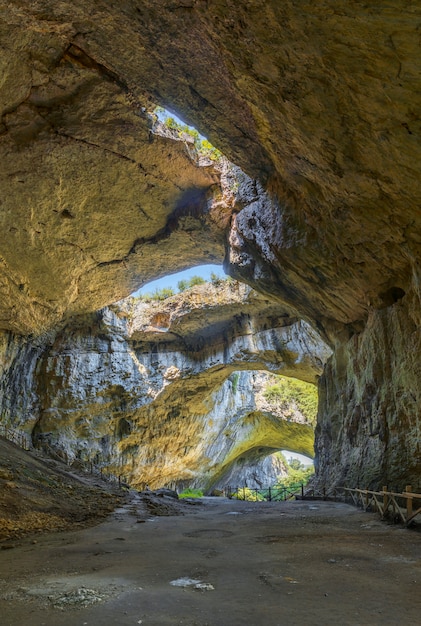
left=149, top=106, right=223, bottom=162
left=131, top=263, right=226, bottom=299
left=119, top=104, right=237, bottom=303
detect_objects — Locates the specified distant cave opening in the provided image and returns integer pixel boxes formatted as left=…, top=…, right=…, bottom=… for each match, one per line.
left=208, top=447, right=315, bottom=497
left=130, top=263, right=226, bottom=300
left=201, top=371, right=318, bottom=494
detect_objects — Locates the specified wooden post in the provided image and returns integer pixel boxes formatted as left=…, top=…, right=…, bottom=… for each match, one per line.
left=406, top=485, right=413, bottom=521
left=268, top=486, right=272, bottom=502
left=383, top=486, right=388, bottom=516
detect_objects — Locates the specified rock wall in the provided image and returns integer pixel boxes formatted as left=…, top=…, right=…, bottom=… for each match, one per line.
left=1, top=1, right=421, bottom=491
left=0, top=284, right=325, bottom=489
left=211, top=451, right=289, bottom=491
left=1, top=1, right=420, bottom=339
left=0, top=331, right=52, bottom=433
left=315, top=272, right=421, bottom=491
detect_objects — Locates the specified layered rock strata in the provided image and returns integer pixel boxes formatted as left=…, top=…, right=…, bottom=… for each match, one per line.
left=0, top=283, right=327, bottom=489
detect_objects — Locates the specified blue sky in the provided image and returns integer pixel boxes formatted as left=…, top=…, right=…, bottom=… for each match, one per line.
left=132, top=264, right=225, bottom=296
left=281, top=451, right=314, bottom=466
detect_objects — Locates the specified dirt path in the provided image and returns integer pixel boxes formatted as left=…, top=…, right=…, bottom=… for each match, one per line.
left=0, top=494, right=420, bottom=626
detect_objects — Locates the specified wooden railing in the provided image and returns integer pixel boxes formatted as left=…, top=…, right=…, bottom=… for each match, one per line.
left=302, top=484, right=421, bottom=527
left=343, top=486, right=421, bottom=527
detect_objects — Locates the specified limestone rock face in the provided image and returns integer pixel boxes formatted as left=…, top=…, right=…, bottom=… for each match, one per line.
left=315, top=276, right=421, bottom=491
left=2, top=2, right=421, bottom=490
left=0, top=284, right=326, bottom=489
left=211, top=450, right=289, bottom=492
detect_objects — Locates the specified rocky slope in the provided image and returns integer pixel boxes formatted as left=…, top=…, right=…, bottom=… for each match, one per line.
left=0, top=438, right=123, bottom=542
left=0, top=283, right=327, bottom=490
left=1, top=2, right=420, bottom=490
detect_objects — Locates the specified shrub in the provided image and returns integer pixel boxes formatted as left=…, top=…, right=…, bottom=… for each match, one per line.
left=177, top=279, right=189, bottom=292
left=177, top=275, right=206, bottom=292
left=263, top=376, right=318, bottom=425
left=164, top=116, right=179, bottom=131
left=210, top=271, right=225, bottom=286
left=150, top=287, right=175, bottom=301
left=188, top=275, right=206, bottom=287
left=231, top=488, right=265, bottom=502
left=231, top=372, right=240, bottom=394
left=276, top=462, right=314, bottom=489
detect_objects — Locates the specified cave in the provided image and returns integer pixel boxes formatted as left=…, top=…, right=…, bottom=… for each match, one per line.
left=1, top=2, right=421, bottom=623
left=0, top=0, right=420, bottom=497
left=1, top=0, right=419, bottom=487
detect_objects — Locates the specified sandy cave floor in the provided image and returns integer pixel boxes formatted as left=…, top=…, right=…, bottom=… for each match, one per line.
left=0, top=492, right=420, bottom=626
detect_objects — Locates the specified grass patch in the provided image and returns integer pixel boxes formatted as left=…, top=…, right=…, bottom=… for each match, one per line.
left=178, top=488, right=204, bottom=499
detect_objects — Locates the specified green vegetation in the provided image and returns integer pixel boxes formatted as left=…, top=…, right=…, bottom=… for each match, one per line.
left=229, top=456, right=314, bottom=502
left=231, top=487, right=265, bottom=502
left=230, top=372, right=240, bottom=394
left=135, top=272, right=228, bottom=302
left=263, top=376, right=318, bottom=425
left=177, top=275, right=206, bottom=292
left=210, top=272, right=224, bottom=287
left=135, top=286, right=176, bottom=302
left=153, top=107, right=223, bottom=161
left=178, top=488, right=204, bottom=499
left=275, top=458, right=314, bottom=489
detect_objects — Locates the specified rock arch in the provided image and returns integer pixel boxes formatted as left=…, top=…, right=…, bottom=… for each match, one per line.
left=1, top=2, right=421, bottom=489
left=0, top=283, right=329, bottom=489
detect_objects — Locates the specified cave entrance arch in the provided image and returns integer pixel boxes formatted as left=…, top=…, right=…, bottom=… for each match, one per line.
left=28, top=277, right=328, bottom=492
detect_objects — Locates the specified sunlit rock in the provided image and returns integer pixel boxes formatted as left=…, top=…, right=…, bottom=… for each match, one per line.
left=0, top=283, right=329, bottom=489
left=1, top=1, right=421, bottom=489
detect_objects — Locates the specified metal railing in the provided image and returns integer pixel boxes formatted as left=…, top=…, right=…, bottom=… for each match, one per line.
left=225, top=483, right=304, bottom=502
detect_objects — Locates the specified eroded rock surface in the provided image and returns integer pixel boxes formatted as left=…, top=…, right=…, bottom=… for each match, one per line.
left=1, top=1, right=420, bottom=338
left=1, top=1, right=421, bottom=490
left=315, top=277, right=421, bottom=491
left=210, top=450, right=289, bottom=492
left=0, top=283, right=326, bottom=489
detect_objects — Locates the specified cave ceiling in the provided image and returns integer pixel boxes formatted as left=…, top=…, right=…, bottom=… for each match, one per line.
left=1, top=1, right=420, bottom=338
